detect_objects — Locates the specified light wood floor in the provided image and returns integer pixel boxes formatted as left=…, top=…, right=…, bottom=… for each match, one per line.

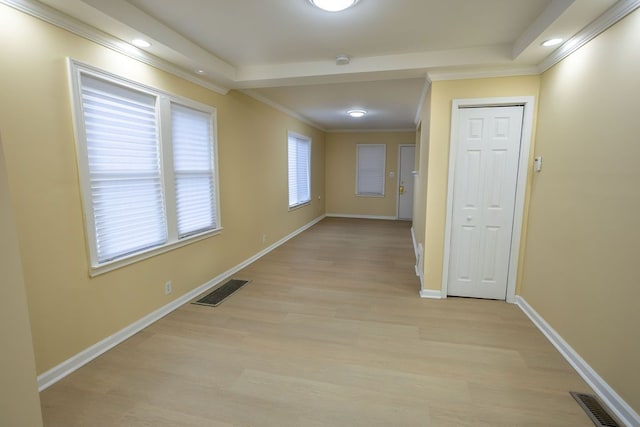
left=40, top=218, right=594, bottom=426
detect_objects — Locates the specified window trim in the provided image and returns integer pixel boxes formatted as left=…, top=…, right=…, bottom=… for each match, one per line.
left=287, top=131, right=312, bottom=210
left=68, top=59, right=222, bottom=276
left=355, top=143, right=386, bottom=197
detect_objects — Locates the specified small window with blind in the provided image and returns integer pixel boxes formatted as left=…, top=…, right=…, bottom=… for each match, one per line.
left=287, top=132, right=311, bottom=209
left=69, top=60, right=221, bottom=275
left=356, top=144, right=386, bottom=197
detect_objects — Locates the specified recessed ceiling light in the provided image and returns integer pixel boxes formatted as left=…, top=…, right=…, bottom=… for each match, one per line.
left=196, top=69, right=206, bottom=74
left=309, top=0, right=360, bottom=12
left=347, top=109, right=367, bottom=118
left=541, top=38, right=563, bottom=47
left=131, top=38, right=151, bottom=48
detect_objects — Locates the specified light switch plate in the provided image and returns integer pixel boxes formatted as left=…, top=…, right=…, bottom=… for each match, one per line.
left=534, top=156, right=543, bottom=172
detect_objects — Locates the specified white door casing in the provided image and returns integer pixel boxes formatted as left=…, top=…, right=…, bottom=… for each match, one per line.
left=397, top=145, right=415, bottom=220
left=448, top=106, right=523, bottom=299
left=442, top=97, right=535, bottom=303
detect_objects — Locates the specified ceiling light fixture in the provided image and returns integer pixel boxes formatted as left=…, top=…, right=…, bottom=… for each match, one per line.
left=309, top=0, right=360, bottom=12
left=541, top=38, right=563, bottom=47
left=196, top=69, right=206, bottom=74
left=347, top=109, right=367, bottom=118
left=131, top=38, right=151, bottom=48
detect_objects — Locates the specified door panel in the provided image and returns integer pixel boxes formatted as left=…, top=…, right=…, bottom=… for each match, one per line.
left=457, top=225, right=476, bottom=280
left=448, top=106, right=523, bottom=300
left=462, top=149, right=482, bottom=209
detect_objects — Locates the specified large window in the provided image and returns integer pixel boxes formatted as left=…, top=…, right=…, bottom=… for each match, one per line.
left=287, top=132, right=311, bottom=208
left=356, top=144, right=386, bottom=196
left=70, top=60, right=221, bottom=274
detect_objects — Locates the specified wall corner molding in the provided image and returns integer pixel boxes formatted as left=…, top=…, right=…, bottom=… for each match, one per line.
left=413, top=75, right=432, bottom=125
left=410, top=226, right=418, bottom=259
left=411, top=229, right=426, bottom=290
left=516, top=296, right=640, bottom=427
left=415, top=243, right=424, bottom=283
left=538, top=0, right=640, bottom=72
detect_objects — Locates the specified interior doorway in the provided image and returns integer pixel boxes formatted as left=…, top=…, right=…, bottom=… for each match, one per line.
left=442, top=97, right=535, bottom=303
left=397, top=144, right=415, bottom=220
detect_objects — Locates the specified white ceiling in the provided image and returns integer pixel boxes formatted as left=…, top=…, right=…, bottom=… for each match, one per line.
left=36, top=0, right=619, bottom=130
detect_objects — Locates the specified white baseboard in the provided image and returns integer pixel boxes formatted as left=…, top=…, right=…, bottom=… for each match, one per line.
left=410, top=226, right=418, bottom=259
left=326, top=213, right=397, bottom=221
left=410, top=227, right=419, bottom=278
left=415, top=243, right=425, bottom=290
left=37, top=214, right=326, bottom=391
left=516, top=296, right=639, bottom=427
left=419, top=289, right=442, bottom=299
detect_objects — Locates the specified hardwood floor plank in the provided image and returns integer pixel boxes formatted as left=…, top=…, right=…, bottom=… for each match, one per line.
left=40, top=218, right=593, bottom=426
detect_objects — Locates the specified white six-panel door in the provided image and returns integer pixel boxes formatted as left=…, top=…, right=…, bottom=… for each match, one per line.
left=447, top=106, right=524, bottom=300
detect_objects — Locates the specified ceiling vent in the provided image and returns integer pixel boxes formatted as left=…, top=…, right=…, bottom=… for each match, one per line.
left=336, top=54, right=350, bottom=65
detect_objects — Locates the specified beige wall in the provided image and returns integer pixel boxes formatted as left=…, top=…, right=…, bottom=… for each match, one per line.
left=412, top=86, right=432, bottom=256
left=325, top=132, right=415, bottom=217
left=0, top=4, right=325, bottom=374
left=521, top=9, right=640, bottom=413
left=420, top=76, right=540, bottom=291
left=0, top=137, right=43, bottom=426
left=4, top=0, right=638, bottom=418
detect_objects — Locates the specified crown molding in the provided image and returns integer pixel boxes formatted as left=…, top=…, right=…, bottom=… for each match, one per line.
left=0, top=0, right=230, bottom=95
left=538, top=0, right=640, bottom=72
left=240, top=90, right=326, bottom=132
left=325, top=128, right=416, bottom=134
left=511, top=0, right=575, bottom=60
left=6, top=0, right=638, bottom=132
left=239, top=90, right=417, bottom=134
left=428, top=66, right=540, bottom=82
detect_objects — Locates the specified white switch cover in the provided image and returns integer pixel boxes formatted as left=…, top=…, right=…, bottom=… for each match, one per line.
left=534, top=156, right=543, bottom=172
left=389, top=171, right=395, bottom=178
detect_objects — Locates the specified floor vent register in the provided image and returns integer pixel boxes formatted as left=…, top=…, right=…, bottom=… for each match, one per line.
left=193, top=279, right=250, bottom=307
left=570, top=392, right=620, bottom=427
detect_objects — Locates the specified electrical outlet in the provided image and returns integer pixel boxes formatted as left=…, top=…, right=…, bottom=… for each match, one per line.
left=164, top=281, right=172, bottom=295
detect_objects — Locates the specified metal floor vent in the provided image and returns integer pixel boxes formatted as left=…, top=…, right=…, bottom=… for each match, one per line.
left=193, top=279, right=250, bottom=307
left=570, top=392, right=620, bottom=427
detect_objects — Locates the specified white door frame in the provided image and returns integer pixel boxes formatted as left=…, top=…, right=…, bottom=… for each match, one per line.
left=441, top=96, right=535, bottom=303
left=396, top=144, right=415, bottom=219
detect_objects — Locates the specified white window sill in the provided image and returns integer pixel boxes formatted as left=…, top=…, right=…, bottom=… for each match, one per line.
left=88, top=227, right=223, bottom=277
left=288, top=201, right=311, bottom=211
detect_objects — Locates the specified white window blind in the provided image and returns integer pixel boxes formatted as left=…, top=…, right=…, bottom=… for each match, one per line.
left=171, top=103, right=217, bottom=237
left=80, top=74, right=167, bottom=263
left=356, top=144, right=386, bottom=196
left=288, top=133, right=311, bottom=208
left=71, top=61, right=221, bottom=274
